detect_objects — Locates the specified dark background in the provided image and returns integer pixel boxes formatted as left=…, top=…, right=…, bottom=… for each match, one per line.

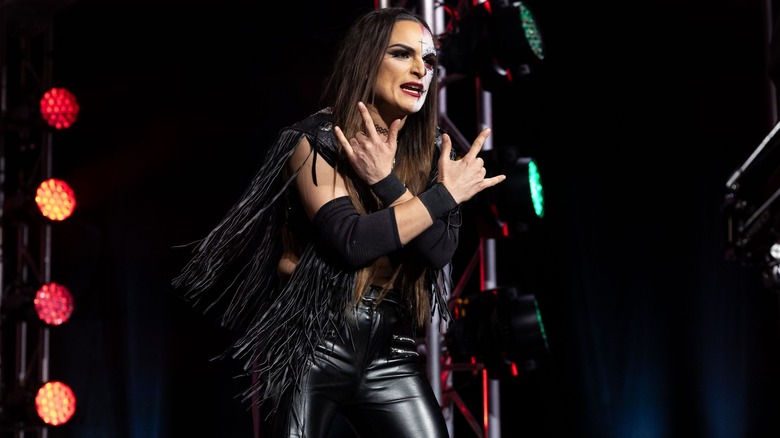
left=2, top=0, right=780, bottom=437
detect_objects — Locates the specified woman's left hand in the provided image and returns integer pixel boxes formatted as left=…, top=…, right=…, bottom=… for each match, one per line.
left=335, top=102, right=400, bottom=185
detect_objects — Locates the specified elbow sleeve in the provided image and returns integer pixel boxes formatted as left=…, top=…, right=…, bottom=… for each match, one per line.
left=407, top=208, right=460, bottom=269
left=313, top=196, right=402, bottom=269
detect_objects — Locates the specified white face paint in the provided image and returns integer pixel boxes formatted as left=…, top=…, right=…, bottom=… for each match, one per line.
left=375, top=21, right=438, bottom=117
left=413, top=26, right=436, bottom=113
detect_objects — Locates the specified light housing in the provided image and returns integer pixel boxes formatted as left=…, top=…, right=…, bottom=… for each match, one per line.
left=1, top=282, right=75, bottom=326
left=487, top=1, right=544, bottom=70
left=34, top=381, right=77, bottom=426
left=446, top=285, right=549, bottom=377
left=0, top=381, right=76, bottom=428
left=480, top=146, right=545, bottom=237
left=34, top=282, right=74, bottom=326
left=39, top=87, right=80, bottom=130
left=439, top=0, right=546, bottom=91
left=35, top=178, right=77, bottom=221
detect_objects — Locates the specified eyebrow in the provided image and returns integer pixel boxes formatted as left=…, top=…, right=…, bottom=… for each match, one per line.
left=387, top=42, right=437, bottom=58
left=387, top=43, right=415, bottom=51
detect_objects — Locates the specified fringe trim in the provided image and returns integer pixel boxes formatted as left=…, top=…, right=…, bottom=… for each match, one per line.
left=171, top=129, right=303, bottom=330
left=236, top=242, right=354, bottom=408
left=171, top=109, right=453, bottom=411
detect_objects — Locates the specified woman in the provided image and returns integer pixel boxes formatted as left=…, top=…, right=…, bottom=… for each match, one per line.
left=173, top=7, right=504, bottom=437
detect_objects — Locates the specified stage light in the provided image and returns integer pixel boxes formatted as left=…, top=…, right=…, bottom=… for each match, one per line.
left=39, top=87, right=79, bottom=129
left=723, top=119, right=780, bottom=291
left=34, top=381, right=76, bottom=426
left=34, top=282, right=74, bottom=326
left=4, top=178, right=77, bottom=223
left=493, top=155, right=544, bottom=222
left=761, top=241, right=780, bottom=291
left=0, top=381, right=76, bottom=428
left=487, top=1, right=544, bottom=72
left=2, top=282, right=74, bottom=326
left=446, top=285, right=549, bottom=377
left=480, top=146, right=545, bottom=237
left=35, top=178, right=76, bottom=221
left=439, top=0, right=546, bottom=91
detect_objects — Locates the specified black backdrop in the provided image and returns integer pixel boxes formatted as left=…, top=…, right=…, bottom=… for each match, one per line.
left=3, top=0, right=780, bottom=437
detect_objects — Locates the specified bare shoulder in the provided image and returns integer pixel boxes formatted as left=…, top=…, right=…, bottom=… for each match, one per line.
left=289, top=135, right=348, bottom=219
left=290, top=136, right=313, bottom=172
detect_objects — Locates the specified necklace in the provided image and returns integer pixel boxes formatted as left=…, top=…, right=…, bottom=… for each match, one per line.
left=374, top=124, right=389, bottom=136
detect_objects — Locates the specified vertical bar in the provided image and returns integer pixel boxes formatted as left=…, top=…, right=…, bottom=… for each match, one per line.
left=419, top=0, right=448, bottom=427
left=472, top=0, right=502, bottom=428
left=0, top=2, right=8, bottom=414
left=426, top=0, right=458, bottom=434
left=764, top=0, right=777, bottom=125
left=40, top=16, right=54, bottom=401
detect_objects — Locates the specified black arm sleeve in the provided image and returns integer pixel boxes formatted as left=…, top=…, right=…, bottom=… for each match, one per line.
left=418, top=183, right=458, bottom=220
left=313, top=196, right=403, bottom=270
left=406, top=208, right=460, bottom=269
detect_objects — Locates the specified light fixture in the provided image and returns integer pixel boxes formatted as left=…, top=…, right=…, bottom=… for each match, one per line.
left=2, top=282, right=75, bottom=327
left=0, top=381, right=77, bottom=428
left=35, top=178, right=77, bottom=221
left=3, top=178, right=78, bottom=224
left=723, top=118, right=780, bottom=292
left=34, top=381, right=77, bottom=426
left=439, top=0, right=546, bottom=91
left=762, top=241, right=780, bottom=291
left=479, top=145, right=545, bottom=237
left=487, top=1, right=544, bottom=70
left=34, top=282, right=74, bottom=326
left=39, top=87, right=80, bottom=130
left=446, top=285, right=549, bottom=378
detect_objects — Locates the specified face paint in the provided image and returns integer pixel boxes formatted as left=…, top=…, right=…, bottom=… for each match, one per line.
left=413, top=25, right=435, bottom=113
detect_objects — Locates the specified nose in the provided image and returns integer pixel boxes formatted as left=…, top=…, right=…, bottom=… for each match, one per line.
left=412, top=56, right=426, bottom=78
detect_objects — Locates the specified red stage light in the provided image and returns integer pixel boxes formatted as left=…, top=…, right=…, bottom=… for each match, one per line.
left=34, top=282, right=73, bottom=326
left=35, top=178, right=76, bottom=221
left=34, top=381, right=76, bottom=426
left=39, top=87, right=80, bottom=129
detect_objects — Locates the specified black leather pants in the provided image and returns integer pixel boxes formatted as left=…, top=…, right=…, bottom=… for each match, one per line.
left=263, top=287, right=449, bottom=438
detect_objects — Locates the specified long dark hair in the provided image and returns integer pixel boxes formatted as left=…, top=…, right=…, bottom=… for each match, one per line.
left=321, top=7, right=441, bottom=326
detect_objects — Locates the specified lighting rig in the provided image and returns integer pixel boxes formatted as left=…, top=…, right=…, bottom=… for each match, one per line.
left=723, top=120, right=780, bottom=290
left=0, top=4, right=80, bottom=433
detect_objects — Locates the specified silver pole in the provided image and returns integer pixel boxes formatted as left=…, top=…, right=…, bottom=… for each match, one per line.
left=421, top=0, right=446, bottom=418
left=474, top=32, right=502, bottom=435
left=764, top=0, right=777, bottom=125
left=40, top=16, right=54, bottom=396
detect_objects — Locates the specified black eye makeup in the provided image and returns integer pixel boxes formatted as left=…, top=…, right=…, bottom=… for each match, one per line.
left=389, top=48, right=413, bottom=59
left=423, top=54, right=438, bottom=69
left=387, top=44, right=437, bottom=71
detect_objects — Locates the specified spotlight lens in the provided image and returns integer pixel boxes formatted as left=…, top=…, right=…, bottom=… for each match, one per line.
left=35, top=178, right=77, bottom=221
left=518, top=3, right=544, bottom=60
left=34, top=282, right=74, bottom=325
left=39, top=87, right=80, bottom=129
left=528, top=159, right=544, bottom=218
left=35, top=381, right=76, bottom=426
left=770, top=243, right=780, bottom=260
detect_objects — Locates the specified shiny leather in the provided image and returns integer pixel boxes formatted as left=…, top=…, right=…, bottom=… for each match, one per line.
left=263, top=288, right=449, bottom=437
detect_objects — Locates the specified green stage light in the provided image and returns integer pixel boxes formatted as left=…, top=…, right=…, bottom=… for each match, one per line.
left=486, top=147, right=545, bottom=235
left=438, top=0, right=547, bottom=91
left=488, top=1, right=545, bottom=70
left=526, top=158, right=545, bottom=218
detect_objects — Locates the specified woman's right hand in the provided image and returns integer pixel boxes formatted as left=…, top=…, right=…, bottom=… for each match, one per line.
left=437, top=129, right=506, bottom=204
left=337, top=102, right=399, bottom=185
